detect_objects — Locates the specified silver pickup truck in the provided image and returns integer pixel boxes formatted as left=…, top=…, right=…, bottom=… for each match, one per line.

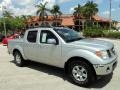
left=8, top=27, right=117, bottom=86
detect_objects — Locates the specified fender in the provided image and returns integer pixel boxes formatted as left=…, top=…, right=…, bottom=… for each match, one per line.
left=12, top=45, right=27, bottom=60
left=63, top=49, right=104, bottom=66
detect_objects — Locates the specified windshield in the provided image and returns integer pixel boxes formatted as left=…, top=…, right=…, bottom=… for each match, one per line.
left=54, top=28, right=84, bottom=42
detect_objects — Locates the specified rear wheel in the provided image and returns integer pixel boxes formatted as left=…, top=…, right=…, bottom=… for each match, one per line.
left=14, top=51, right=25, bottom=67
left=69, top=60, right=95, bottom=87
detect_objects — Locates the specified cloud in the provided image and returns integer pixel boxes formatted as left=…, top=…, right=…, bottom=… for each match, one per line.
left=103, top=8, right=117, bottom=15
left=114, top=0, right=119, bottom=2
left=9, top=5, right=37, bottom=16
left=37, top=0, right=71, bottom=9
left=95, top=0, right=103, bottom=4
left=111, top=8, right=115, bottom=11
left=12, top=0, right=34, bottom=6
left=0, top=0, right=12, bottom=14
left=0, top=0, right=37, bottom=16
left=0, top=0, right=73, bottom=16
left=102, top=10, right=109, bottom=16
left=58, top=0, right=71, bottom=4
left=69, top=5, right=77, bottom=13
left=0, top=0, right=11, bottom=7
left=37, top=0, right=56, bottom=9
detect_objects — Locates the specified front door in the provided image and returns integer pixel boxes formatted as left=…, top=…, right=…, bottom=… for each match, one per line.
left=36, top=30, right=62, bottom=66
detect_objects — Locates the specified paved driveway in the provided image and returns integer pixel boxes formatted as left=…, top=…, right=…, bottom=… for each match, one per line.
left=0, top=38, right=120, bottom=90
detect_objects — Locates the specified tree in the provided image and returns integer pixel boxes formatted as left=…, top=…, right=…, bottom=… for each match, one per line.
left=73, top=4, right=84, bottom=31
left=81, top=1, right=98, bottom=29
left=0, top=15, right=26, bottom=35
left=0, top=18, right=4, bottom=33
left=27, top=15, right=33, bottom=20
left=3, top=11, right=13, bottom=18
left=12, top=16, right=26, bottom=30
left=83, top=1, right=98, bottom=20
left=21, top=15, right=33, bottom=29
left=73, top=4, right=84, bottom=19
left=36, top=2, right=50, bottom=26
left=51, top=5, right=62, bottom=26
left=21, top=15, right=28, bottom=21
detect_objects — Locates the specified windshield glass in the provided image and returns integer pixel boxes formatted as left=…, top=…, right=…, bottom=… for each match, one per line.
left=54, top=28, right=84, bottom=42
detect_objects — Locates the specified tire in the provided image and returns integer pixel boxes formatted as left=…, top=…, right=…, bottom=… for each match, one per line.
left=14, top=51, right=25, bottom=67
left=69, top=60, right=95, bottom=87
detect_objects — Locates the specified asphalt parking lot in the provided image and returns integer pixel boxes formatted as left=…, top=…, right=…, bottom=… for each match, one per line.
left=0, top=38, right=120, bottom=90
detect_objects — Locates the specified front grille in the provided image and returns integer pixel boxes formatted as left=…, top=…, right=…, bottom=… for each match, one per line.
left=111, top=47, right=115, bottom=55
left=107, top=47, right=115, bottom=58
left=107, top=50, right=111, bottom=58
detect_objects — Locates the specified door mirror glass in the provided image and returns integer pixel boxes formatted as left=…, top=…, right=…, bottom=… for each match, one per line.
left=47, top=39, right=57, bottom=45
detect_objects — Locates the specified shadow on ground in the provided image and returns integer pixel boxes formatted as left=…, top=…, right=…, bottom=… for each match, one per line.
left=10, top=60, right=113, bottom=88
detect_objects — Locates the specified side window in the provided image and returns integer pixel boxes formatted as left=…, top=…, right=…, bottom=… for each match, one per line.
left=27, top=31, right=37, bottom=43
left=40, top=30, right=58, bottom=44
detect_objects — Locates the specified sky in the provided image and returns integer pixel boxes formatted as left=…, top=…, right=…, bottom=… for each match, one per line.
left=0, top=0, right=120, bottom=21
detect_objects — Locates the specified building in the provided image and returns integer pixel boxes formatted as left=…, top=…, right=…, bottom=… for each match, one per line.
left=116, top=22, right=120, bottom=28
left=26, top=15, right=110, bottom=31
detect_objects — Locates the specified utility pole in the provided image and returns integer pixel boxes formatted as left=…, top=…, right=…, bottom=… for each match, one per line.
left=109, top=0, right=112, bottom=31
left=1, top=6, right=7, bottom=38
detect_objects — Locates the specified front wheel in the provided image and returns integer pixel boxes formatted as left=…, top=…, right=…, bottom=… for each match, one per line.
left=69, top=61, right=95, bottom=87
left=14, top=51, right=25, bottom=67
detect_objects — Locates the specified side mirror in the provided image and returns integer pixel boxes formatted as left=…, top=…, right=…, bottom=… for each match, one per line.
left=47, top=39, right=57, bottom=45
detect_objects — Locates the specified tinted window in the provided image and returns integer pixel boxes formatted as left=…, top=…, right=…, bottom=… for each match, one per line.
left=27, top=31, right=37, bottom=43
left=40, top=30, right=58, bottom=44
left=54, top=29, right=84, bottom=42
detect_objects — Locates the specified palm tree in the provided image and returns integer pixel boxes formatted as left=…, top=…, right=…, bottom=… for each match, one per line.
left=73, top=4, right=83, bottom=19
left=21, top=15, right=30, bottom=29
left=21, top=15, right=28, bottom=21
left=27, top=15, right=33, bottom=21
left=21, top=15, right=33, bottom=21
left=3, top=11, right=13, bottom=18
left=83, top=1, right=98, bottom=20
left=82, top=1, right=98, bottom=29
left=36, top=2, right=49, bottom=26
left=51, top=5, right=62, bottom=26
left=73, top=4, right=84, bottom=31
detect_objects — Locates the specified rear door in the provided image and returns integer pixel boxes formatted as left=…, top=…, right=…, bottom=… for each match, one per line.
left=23, top=30, right=38, bottom=60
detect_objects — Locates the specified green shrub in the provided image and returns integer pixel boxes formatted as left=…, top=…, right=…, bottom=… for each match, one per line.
left=103, top=31, right=120, bottom=39
left=83, top=29, right=103, bottom=37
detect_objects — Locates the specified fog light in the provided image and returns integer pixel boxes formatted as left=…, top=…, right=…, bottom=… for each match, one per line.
left=106, top=67, right=110, bottom=72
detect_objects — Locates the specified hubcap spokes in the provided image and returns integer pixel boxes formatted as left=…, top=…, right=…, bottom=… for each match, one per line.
left=16, top=54, right=21, bottom=64
left=72, top=65, right=87, bottom=81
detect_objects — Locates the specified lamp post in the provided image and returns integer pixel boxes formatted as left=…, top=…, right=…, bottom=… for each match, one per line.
left=1, top=6, right=7, bottom=38
left=109, top=0, right=112, bottom=31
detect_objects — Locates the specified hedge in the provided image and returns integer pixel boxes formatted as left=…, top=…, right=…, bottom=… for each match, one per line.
left=103, top=31, right=120, bottom=39
left=83, top=29, right=104, bottom=37
left=83, top=29, right=120, bottom=39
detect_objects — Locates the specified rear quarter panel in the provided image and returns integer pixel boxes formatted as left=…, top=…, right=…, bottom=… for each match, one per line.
left=8, top=39, right=27, bottom=60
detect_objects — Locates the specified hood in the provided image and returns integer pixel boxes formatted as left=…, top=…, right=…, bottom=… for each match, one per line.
left=70, top=38, right=113, bottom=51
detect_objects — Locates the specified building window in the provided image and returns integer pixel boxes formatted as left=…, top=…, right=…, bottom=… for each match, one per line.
left=52, top=22, right=61, bottom=26
left=74, top=20, right=83, bottom=31
left=30, top=24, right=33, bottom=26
left=40, top=22, right=50, bottom=27
left=35, top=23, right=39, bottom=26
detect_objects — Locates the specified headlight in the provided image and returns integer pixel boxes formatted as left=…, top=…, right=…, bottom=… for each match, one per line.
left=95, top=50, right=109, bottom=59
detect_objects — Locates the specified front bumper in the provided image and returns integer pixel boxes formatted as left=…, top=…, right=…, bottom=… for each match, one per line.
left=93, top=59, right=117, bottom=76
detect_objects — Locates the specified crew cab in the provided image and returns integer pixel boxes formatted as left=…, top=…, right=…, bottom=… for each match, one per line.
left=8, top=27, right=117, bottom=86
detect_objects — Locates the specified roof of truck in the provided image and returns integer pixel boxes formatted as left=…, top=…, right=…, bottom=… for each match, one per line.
left=27, top=26, right=69, bottom=31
